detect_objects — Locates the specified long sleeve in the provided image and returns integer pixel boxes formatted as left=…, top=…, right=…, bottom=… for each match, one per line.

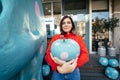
left=45, top=35, right=59, bottom=71
left=46, top=33, right=89, bottom=71
left=76, top=36, right=89, bottom=68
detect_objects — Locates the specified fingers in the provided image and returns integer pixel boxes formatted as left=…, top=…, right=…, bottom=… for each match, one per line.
left=53, top=57, right=60, bottom=63
left=54, top=57, right=61, bottom=61
left=50, top=53, right=58, bottom=63
left=74, top=57, right=78, bottom=63
left=66, top=58, right=77, bottom=69
left=50, top=53, right=66, bottom=65
left=67, top=59, right=75, bottom=64
left=54, top=57, right=62, bottom=63
left=57, top=57, right=78, bottom=74
left=71, top=57, right=78, bottom=67
left=50, top=53, right=54, bottom=60
left=59, top=62, right=76, bottom=73
left=71, top=60, right=77, bottom=67
left=54, top=57, right=66, bottom=65
left=50, top=53, right=77, bottom=67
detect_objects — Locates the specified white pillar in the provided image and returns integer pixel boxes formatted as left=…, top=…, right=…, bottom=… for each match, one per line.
left=109, top=0, right=112, bottom=41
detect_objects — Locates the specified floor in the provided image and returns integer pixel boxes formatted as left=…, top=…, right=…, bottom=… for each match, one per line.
left=43, top=54, right=120, bottom=80
left=80, top=54, right=120, bottom=80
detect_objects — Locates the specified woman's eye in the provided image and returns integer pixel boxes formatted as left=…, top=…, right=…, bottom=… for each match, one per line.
left=67, top=21, right=71, bottom=24
left=62, top=22, right=65, bottom=25
left=62, top=21, right=71, bottom=25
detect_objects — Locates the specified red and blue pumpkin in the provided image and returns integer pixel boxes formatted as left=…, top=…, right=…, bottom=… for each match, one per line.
left=51, top=39, right=80, bottom=61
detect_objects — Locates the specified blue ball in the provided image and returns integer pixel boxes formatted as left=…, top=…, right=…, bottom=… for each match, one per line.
left=42, top=64, right=50, bottom=76
left=105, top=67, right=119, bottom=80
left=108, top=59, right=119, bottom=67
left=51, top=39, right=80, bottom=61
left=99, top=57, right=108, bottom=66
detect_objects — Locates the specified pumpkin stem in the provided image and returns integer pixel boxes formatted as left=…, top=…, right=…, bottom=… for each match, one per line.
left=61, top=35, right=65, bottom=42
left=63, top=38, right=65, bottom=42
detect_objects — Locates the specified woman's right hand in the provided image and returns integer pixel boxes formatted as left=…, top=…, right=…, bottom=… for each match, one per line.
left=50, top=53, right=66, bottom=66
left=57, top=58, right=78, bottom=74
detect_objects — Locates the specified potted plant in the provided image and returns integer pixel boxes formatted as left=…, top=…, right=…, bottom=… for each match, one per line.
left=103, top=17, right=119, bottom=42
left=92, top=17, right=106, bottom=34
left=105, top=17, right=119, bottom=31
left=104, top=17, right=119, bottom=56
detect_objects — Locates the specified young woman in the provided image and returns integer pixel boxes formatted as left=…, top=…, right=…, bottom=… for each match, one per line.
left=45, top=15, right=89, bottom=80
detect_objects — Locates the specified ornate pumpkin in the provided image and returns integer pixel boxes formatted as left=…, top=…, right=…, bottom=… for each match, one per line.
left=42, top=64, right=50, bottom=76
left=99, top=57, right=108, bottom=66
left=105, top=67, right=119, bottom=80
left=108, top=59, right=119, bottom=67
left=51, top=39, right=80, bottom=61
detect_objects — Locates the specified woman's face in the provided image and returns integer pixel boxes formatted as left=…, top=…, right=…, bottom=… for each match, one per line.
left=62, top=18, right=73, bottom=34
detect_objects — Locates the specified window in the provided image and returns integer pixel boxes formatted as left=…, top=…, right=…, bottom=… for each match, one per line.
left=53, top=2, right=61, bottom=15
left=92, top=0, right=109, bottom=52
left=92, top=0, right=109, bottom=11
left=43, top=3, right=51, bottom=16
left=63, top=0, right=86, bottom=11
left=46, top=24, right=51, bottom=36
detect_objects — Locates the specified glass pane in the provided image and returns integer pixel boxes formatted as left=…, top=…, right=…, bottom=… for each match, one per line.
left=77, top=21, right=86, bottom=37
left=64, top=0, right=86, bottom=10
left=46, top=24, right=51, bottom=36
left=92, top=11, right=109, bottom=52
left=92, top=0, right=108, bottom=11
left=43, top=3, right=51, bottom=16
left=92, top=12, right=109, bottom=20
left=53, top=2, right=61, bottom=15
left=74, top=14, right=86, bottom=40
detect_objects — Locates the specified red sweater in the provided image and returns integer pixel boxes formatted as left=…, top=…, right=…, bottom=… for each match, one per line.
left=45, top=33, right=89, bottom=71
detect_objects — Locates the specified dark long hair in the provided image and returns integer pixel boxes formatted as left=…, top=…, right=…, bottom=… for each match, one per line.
left=60, top=15, right=75, bottom=35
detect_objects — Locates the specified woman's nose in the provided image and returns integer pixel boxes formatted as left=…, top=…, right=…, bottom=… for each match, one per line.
left=65, top=22, right=69, bottom=26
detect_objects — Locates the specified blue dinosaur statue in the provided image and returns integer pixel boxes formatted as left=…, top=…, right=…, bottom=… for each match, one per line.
left=0, top=0, right=47, bottom=80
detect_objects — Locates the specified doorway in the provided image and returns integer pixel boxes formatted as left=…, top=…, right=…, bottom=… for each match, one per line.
left=91, top=0, right=109, bottom=53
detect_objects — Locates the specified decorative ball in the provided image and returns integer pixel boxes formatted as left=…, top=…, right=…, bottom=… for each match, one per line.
left=105, top=67, right=119, bottom=80
left=42, top=64, right=50, bottom=76
left=108, top=59, right=119, bottom=67
left=99, top=57, right=108, bottom=66
left=51, top=39, right=80, bottom=61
